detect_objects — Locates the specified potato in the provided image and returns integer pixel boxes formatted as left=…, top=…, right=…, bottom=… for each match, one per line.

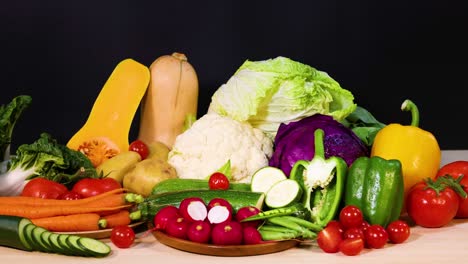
left=122, top=157, right=177, bottom=197
left=96, top=150, right=141, bottom=184
left=147, top=141, right=171, bottom=160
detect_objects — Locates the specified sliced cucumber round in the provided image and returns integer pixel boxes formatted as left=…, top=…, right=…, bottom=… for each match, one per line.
left=250, top=166, right=287, bottom=194
left=265, top=179, right=303, bottom=208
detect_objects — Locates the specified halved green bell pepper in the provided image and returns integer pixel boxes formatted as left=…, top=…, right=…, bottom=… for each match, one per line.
left=290, top=129, right=347, bottom=227
left=344, top=155, right=404, bottom=227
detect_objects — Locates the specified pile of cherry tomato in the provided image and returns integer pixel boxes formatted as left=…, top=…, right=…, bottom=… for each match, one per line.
left=317, top=205, right=410, bottom=256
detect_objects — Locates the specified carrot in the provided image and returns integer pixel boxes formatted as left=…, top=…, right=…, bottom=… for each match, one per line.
left=99, top=210, right=131, bottom=229
left=0, top=204, right=131, bottom=219
left=0, top=188, right=128, bottom=207
left=31, top=213, right=101, bottom=232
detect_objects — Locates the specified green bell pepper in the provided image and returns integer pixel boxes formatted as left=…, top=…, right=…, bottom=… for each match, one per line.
left=344, top=155, right=404, bottom=227
left=290, top=129, right=348, bottom=227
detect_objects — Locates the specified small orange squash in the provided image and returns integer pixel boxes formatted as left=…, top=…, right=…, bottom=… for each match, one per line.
left=138, top=52, right=199, bottom=149
left=67, top=58, right=150, bottom=167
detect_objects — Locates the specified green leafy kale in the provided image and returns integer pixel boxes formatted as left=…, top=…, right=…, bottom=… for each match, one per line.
left=341, top=105, right=386, bottom=147
left=0, top=95, right=32, bottom=162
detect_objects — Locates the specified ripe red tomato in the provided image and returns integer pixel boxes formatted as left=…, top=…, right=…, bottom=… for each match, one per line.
left=110, top=225, right=135, bottom=248
left=406, top=179, right=459, bottom=228
left=58, top=190, right=83, bottom=200
left=339, top=237, right=364, bottom=256
left=208, top=172, right=230, bottom=190
left=339, top=205, right=364, bottom=229
left=317, top=225, right=343, bottom=253
left=386, top=220, right=410, bottom=244
left=72, top=177, right=121, bottom=198
left=129, top=140, right=149, bottom=160
left=21, top=178, right=68, bottom=199
left=435, top=160, right=468, bottom=218
left=364, top=224, right=388, bottom=249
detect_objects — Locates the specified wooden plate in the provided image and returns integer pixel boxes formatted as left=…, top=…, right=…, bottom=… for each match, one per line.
left=153, top=230, right=299, bottom=257
left=56, top=221, right=145, bottom=239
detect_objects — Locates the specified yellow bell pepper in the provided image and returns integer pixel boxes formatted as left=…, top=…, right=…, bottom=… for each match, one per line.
left=370, top=99, right=441, bottom=206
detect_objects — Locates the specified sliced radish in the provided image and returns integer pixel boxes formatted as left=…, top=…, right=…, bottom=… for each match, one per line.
left=179, top=197, right=207, bottom=222
left=207, top=205, right=232, bottom=224
left=207, top=198, right=233, bottom=214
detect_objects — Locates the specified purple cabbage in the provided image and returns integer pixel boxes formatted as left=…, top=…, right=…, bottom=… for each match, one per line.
left=269, top=114, right=369, bottom=177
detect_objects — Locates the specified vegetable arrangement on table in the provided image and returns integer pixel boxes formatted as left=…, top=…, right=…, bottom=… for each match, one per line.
left=0, top=53, right=467, bottom=259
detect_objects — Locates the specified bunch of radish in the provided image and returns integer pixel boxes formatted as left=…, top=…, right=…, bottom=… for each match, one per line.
left=153, top=197, right=265, bottom=245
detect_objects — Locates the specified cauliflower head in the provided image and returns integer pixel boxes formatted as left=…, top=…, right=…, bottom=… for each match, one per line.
left=168, top=113, right=273, bottom=183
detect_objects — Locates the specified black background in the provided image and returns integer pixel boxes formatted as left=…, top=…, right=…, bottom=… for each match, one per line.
left=2, top=1, right=467, bottom=152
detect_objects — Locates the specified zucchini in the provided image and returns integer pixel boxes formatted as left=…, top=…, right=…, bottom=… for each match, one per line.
left=265, top=179, right=303, bottom=208
left=0, top=215, right=111, bottom=257
left=250, top=166, right=287, bottom=194
left=139, top=189, right=265, bottom=221
left=150, top=178, right=251, bottom=195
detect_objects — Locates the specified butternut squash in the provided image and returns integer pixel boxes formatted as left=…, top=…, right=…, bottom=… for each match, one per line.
left=138, top=52, right=199, bottom=149
left=67, top=58, right=150, bottom=167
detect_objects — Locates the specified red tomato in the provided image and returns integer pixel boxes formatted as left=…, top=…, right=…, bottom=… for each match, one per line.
left=316, top=225, right=343, bottom=253
left=343, top=227, right=364, bottom=240
left=208, top=172, right=230, bottom=190
left=386, top=220, right=410, bottom=244
left=339, top=237, right=364, bottom=256
left=72, top=177, right=121, bottom=198
left=129, top=140, right=149, bottom=160
left=364, top=224, right=388, bottom=249
left=110, top=225, right=135, bottom=248
left=435, top=160, right=468, bottom=218
left=58, top=190, right=83, bottom=200
left=339, top=205, right=364, bottom=229
left=21, top=178, right=68, bottom=199
left=406, top=179, right=459, bottom=228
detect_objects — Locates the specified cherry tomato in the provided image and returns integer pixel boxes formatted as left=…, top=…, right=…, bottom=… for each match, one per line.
left=386, top=220, right=410, bottom=244
left=364, top=224, right=388, bottom=249
left=110, top=225, right=135, bottom=248
left=21, top=178, right=68, bottom=199
left=339, top=205, right=364, bottom=229
left=325, top=220, right=344, bottom=235
left=72, top=177, right=121, bottom=198
left=129, top=139, right=149, bottom=160
left=435, top=160, right=468, bottom=218
left=208, top=172, right=230, bottom=190
left=343, top=227, right=364, bottom=240
left=58, top=190, right=83, bottom=200
left=339, top=237, right=364, bottom=256
left=316, top=225, right=343, bottom=253
left=406, top=179, right=459, bottom=228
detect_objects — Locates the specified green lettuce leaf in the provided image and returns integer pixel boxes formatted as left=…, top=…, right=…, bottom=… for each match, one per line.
left=208, top=56, right=356, bottom=138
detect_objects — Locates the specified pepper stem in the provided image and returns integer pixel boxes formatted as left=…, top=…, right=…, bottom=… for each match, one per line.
left=400, top=99, right=420, bottom=127
left=313, top=129, right=325, bottom=159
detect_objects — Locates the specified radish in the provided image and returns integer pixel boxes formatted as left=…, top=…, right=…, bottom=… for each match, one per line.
left=179, top=197, right=207, bottom=222
left=207, top=198, right=233, bottom=214
left=187, top=220, right=212, bottom=243
left=165, top=216, right=189, bottom=239
left=211, top=221, right=243, bottom=245
left=207, top=205, right=232, bottom=224
left=235, top=206, right=262, bottom=228
left=242, top=226, right=263, bottom=245
left=153, top=205, right=180, bottom=231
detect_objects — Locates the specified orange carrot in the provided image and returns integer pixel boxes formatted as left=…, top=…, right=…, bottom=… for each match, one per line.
left=0, top=204, right=131, bottom=219
left=100, top=210, right=131, bottom=228
left=0, top=188, right=128, bottom=207
left=31, top=213, right=101, bottom=232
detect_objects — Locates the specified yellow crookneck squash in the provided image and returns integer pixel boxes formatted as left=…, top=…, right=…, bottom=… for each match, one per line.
left=67, top=58, right=150, bottom=167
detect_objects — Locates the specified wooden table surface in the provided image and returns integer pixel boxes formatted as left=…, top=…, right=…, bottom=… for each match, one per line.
left=2, top=150, right=468, bottom=264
